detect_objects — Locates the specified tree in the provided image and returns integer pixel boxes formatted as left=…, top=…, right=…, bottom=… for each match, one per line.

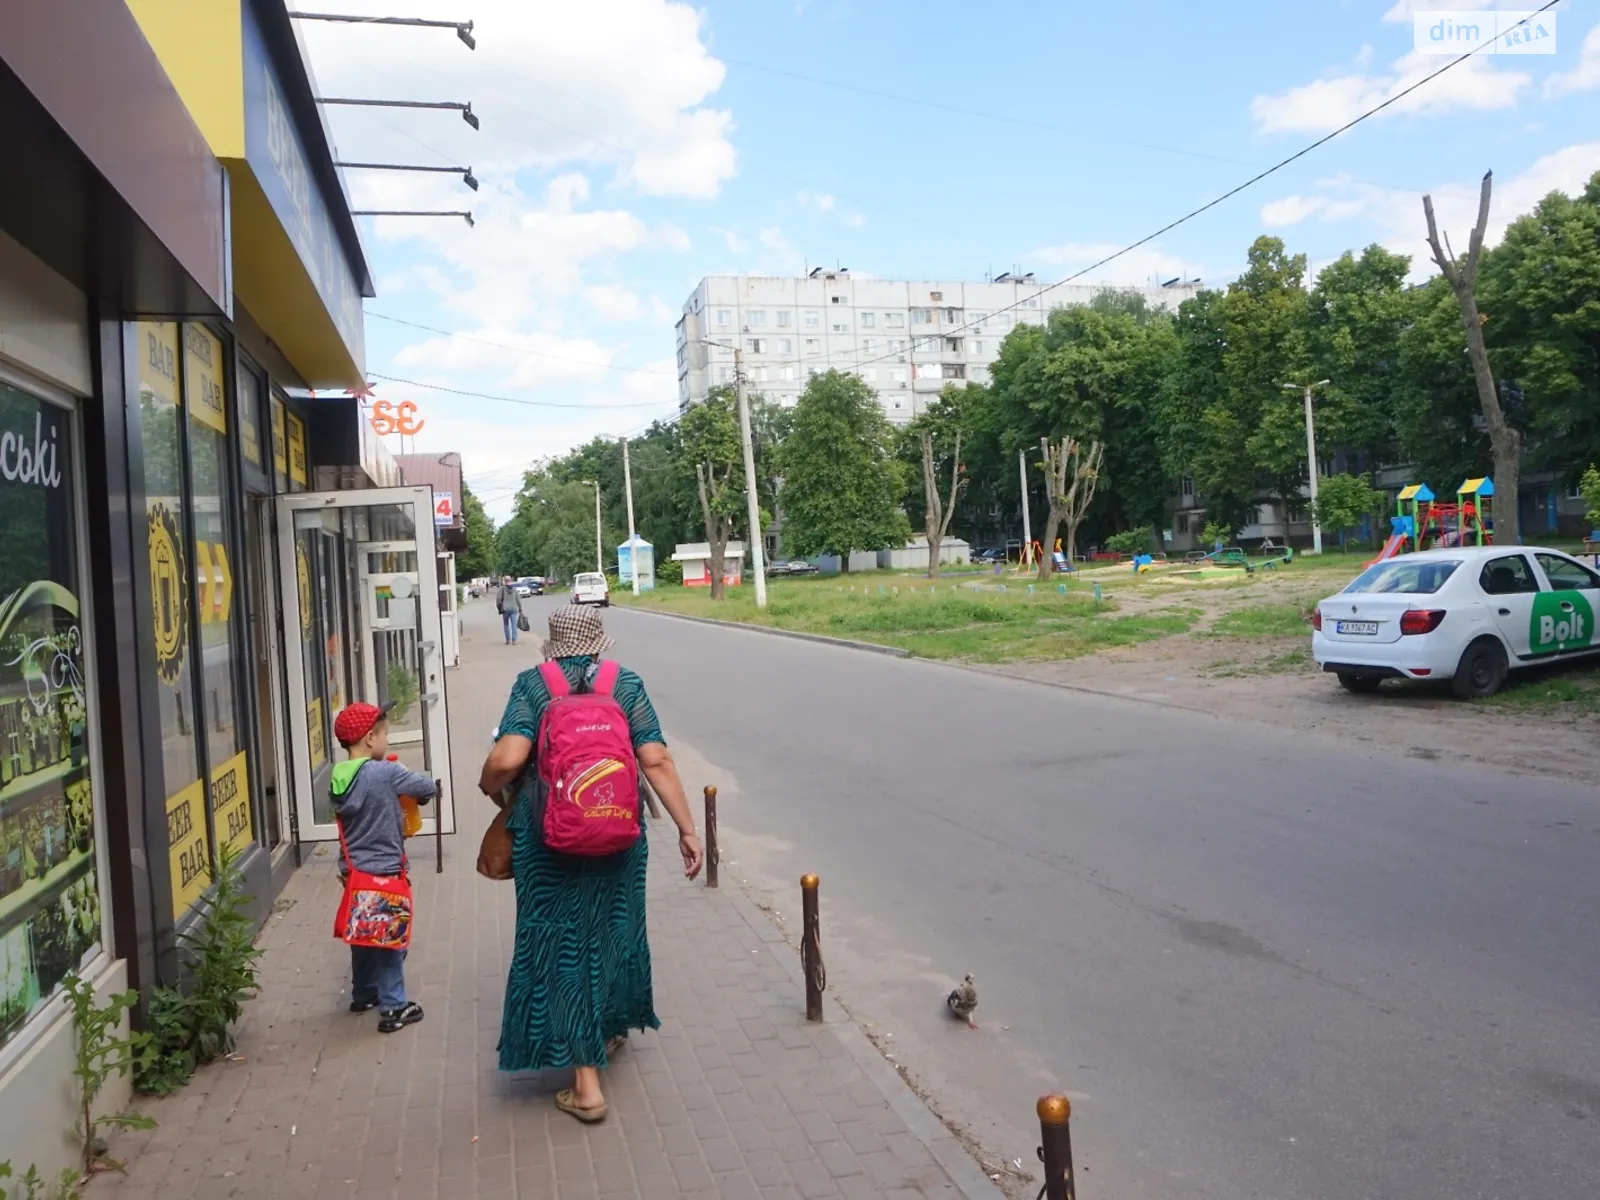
left=1579, top=465, right=1600, bottom=531
left=908, top=385, right=970, bottom=577
left=1038, top=436, right=1104, bottom=581
left=1311, top=473, right=1383, bottom=550
left=781, top=370, right=909, bottom=569
left=457, top=483, right=495, bottom=580
left=1423, top=171, right=1521, bottom=545
left=676, top=386, right=745, bottom=600
left=1394, top=278, right=1490, bottom=490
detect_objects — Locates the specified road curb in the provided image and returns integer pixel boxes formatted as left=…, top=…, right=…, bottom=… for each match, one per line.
left=614, top=602, right=914, bottom=658
left=712, top=868, right=1009, bottom=1200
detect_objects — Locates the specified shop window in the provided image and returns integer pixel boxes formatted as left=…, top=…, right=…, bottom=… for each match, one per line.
left=270, top=392, right=289, bottom=493
left=284, top=404, right=308, bottom=493
left=183, top=326, right=254, bottom=864
left=237, top=360, right=266, bottom=485
left=134, top=323, right=210, bottom=923
left=0, top=379, right=101, bottom=1053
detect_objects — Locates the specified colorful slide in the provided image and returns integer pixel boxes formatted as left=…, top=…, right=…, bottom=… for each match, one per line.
left=1367, top=533, right=1406, bottom=566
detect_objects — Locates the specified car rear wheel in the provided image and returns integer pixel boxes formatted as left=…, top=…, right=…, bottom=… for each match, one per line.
left=1337, top=672, right=1382, bottom=694
left=1452, top=637, right=1508, bottom=699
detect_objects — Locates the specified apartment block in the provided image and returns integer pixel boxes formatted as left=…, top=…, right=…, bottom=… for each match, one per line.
left=676, top=270, right=1203, bottom=422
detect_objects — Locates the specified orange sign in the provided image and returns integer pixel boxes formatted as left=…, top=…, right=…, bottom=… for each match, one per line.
left=371, top=399, right=425, bottom=436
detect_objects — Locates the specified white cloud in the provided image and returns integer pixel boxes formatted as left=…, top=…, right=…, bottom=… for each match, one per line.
left=757, top=226, right=803, bottom=273
left=294, top=0, right=735, bottom=199
left=1029, top=241, right=1205, bottom=287
left=843, top=212, right=867, bottom=229
left=583, top=284, right=645, bottom=323
left=1249, top=48, right=1529, bottom=134
left=1255, top=142, right=1600, bottom=279
left=798, top=191, right=836, bottom=213
left=1546, top=22, right=1600, bottom=97
left=711, top=226, right=749, bottom=254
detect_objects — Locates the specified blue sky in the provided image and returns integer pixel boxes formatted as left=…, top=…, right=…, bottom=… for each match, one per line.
left=295, top=0, right=1600, bottom=523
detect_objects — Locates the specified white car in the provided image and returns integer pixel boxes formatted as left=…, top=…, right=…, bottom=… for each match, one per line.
left=571, top=571, right=610, bottom=607
left=1312, top=545, right=1600, bottom=698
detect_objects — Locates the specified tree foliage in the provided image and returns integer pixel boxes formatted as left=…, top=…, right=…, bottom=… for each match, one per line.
left=678, top=386, right=747, bottom=599
left=457, top=483, right=495, bottom=580
left=1312, top=473, right=1384, bottom=550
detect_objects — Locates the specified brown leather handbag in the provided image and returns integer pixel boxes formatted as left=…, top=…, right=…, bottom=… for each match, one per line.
left=476, top=792, right=515, bottom=881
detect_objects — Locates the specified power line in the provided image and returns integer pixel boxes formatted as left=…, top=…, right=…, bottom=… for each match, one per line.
left=366, top=311, right=676, bottom=378
left=366, top=371, right=679, bottom=410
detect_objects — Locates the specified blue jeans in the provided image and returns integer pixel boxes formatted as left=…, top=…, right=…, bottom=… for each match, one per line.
left=351, top=946, right=407, bottom=1010
left=502, top=610, right=518, bottom=643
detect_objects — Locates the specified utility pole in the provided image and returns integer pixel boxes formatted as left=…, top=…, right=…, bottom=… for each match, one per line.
left=1282, top=380, right=1331, bottom=555
left=735, top=347, right=768, bottom=608
left=583, top=479, right=602, bottom=573
left=1019, top=448, right=1032, bottom=567
left=621, top=437, right=639, bottom=595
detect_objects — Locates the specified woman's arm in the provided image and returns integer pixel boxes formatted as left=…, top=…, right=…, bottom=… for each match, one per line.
left=479, top=733, right=532, bottom=799
left=638, top=742, right=703, bottom=879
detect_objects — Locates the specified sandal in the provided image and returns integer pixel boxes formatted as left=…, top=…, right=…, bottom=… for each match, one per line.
left=555, top=1088, right=608, bottom=1124
left=605, top=1034, right=628, bottom=1059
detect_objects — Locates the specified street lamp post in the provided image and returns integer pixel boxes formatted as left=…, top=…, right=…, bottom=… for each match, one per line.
left=582, top=479, right=602, bottom=574
left=1282, top=379, right=1332, bottom=555
left=696, top=339, right=767, bottom=608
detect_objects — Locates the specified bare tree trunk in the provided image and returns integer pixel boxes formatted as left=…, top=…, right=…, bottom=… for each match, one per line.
left=1423, top=172, right=1520, bottom=546
left=1037, top=437, right=1104, bottom=583
left=919, top=428, right=963, bottom=578
left=697, top=462, right=730, bottom=600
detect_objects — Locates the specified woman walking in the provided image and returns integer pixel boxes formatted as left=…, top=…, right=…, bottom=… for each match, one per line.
left=478, top=606, right=702, bottom=1122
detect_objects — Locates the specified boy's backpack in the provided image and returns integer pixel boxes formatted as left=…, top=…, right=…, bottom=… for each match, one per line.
left=533, top=660, right=641, bottom=856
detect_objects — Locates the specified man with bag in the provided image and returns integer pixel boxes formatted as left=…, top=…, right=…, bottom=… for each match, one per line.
left=331, top=701, right=435, bottom=1033
left=497, top=575, right=527, bottom=646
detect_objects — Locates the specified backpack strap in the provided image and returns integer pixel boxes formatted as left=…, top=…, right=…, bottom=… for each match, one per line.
left=538, top=660, right=571, bottom=698
left=592, top=660, right=621, bottom=696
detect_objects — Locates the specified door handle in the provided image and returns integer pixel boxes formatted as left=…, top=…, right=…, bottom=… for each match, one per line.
left=1498, top=608, right=1511, bottom=616
left=1560, top=601, right=1575, bottom=613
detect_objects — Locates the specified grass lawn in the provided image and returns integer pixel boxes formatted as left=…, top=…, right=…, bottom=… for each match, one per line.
left=1475, top=659, right=1600, bottom=716
left=615, top=572, right=1202, bottom=663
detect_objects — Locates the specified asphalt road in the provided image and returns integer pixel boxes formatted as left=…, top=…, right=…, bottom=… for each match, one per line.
left=502, top=598, right=1600, bottom=1199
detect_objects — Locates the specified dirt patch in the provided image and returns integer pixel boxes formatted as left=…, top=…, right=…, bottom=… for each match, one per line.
left=992, top=630, right=1600, bottom=786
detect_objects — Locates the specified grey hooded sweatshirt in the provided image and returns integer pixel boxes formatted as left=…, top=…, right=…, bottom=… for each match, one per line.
left=331, top=757, right=437, bottom=875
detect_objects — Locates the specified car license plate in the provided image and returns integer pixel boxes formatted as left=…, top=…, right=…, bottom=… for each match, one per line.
left=1336, top=620, right=1379, bottom=636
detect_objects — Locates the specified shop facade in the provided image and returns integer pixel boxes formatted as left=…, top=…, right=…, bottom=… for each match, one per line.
left=0, top=0, right=456, bottom=1179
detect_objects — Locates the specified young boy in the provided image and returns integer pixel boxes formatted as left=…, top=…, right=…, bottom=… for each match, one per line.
left=331, top=701, right=437, bottom=1033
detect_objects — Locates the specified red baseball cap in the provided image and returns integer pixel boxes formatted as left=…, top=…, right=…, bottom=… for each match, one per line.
left=333, top=700, right=395, bottom=746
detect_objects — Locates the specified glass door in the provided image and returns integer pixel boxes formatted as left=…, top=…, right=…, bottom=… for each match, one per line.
left=275, top=487, right=453, bottom=841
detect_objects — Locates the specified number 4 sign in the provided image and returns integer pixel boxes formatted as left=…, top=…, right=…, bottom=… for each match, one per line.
left=434, top=492, right=454, bottom=525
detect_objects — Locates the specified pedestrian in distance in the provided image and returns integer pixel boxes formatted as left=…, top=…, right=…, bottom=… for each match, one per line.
left=330, top=701, right=435, bottom=1033
left=497, top=575, right=523, bottom=645
left=478, top=605, right=703, bottom=1123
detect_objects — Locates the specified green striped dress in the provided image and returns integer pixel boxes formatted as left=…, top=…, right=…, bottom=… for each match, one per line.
left=496, top=656, right=663, bottom=1072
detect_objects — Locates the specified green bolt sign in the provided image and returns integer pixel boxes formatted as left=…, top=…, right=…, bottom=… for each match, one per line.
left=1529, top=591, right=1595, bottom=655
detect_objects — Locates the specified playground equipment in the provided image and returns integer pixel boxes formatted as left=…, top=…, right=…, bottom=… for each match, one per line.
left=1365, top=478, right=1494, bottom=566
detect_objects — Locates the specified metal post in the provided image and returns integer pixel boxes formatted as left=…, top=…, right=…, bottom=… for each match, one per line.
left=801, top=874, right=825, bottom=1021
left=1019, top=449, right=1032, bottom=565
left=593, top=481, right=603, bottom=574
left=704, top=786, right=719, bottom=888
left=735, top=348, right=768, bottom=607
left=622, top=437, right=640, bottom=595
left=1303, top=384, right=1323, bottom=555
left=433, top=778, right=444, bottom=874
left=1036, top=1094, right=1076, bottom=1200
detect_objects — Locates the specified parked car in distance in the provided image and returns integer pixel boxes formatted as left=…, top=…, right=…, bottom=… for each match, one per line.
left=572, top=571, right=609, bottom=606
left=971, top=547, right=1006, bottom=564
left=767, top=559, right=819, bottom=577
left=1312, top=545, right=1600, bottom=698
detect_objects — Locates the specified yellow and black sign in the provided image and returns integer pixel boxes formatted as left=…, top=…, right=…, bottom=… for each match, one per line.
left=271, top=394, right=287, bottom=477
left=296, top=541, right=313, bottom=632
left=195, top=540, right=234, bottom=625
left=183, top=325, right=227, bottom=436
left=242, top=407, right=263, bottom=468
left=307, top=697, right=326, bottom=769
left=148, top=501, right=188, bottom=686
left=136, top=322, right=180, bottom=407
left=166, top=777, right=210, bottom=920
left=286, top=410, right=307, bottom=487
left=210, top=750, right=253, bottom=857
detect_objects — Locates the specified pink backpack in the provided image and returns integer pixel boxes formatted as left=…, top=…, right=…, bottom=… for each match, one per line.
left=534, top=661, right=641, bottom=856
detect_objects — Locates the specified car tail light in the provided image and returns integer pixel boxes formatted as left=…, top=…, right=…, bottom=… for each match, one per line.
left=1399, top=609, right=1446, bottom=635
left=1311, top=607, right=1322, bottom=631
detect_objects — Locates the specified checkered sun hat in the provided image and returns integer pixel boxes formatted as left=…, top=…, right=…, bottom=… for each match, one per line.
left=542, top=604, right=615, bottom=660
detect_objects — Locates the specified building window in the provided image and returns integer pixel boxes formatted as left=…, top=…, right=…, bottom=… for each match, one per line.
left=886, top=312, right=905, bottom=328
left=890, top=340, right=906, bottom=354
left=806, top=366, right=821, bottom=379
left=803, top=311, right=820, bottom=329
left=0, top=377, right=103, bottom=1055
left=777, top=311, right=792, bottom=328
left=1021, top=296, right=1038, bottom=308
left=889, top=368, right=907, bottom=383
left=777, top=338, right=793, bottom=355
left=861, top=368, right=878, bottom=383
left=1181, top=475, right=1195, bottom=499
left=830, top=295, right=845, bottom=305
left=972, top=340, right=985, bottom=356
left=861, top=339, right=877, bottom=354
left=719, top=366, right=734, bottom=382
left=860, top=312, right=876, bottom=329
left=715, top=309, right=731, bottom=326
left=747, top=310, right=765, bottom=327
left=943, top=308, right=961, bottom=323
left=892, top=398, right=904, bottom=410
left=1176, top=513, right=1189, bottom=534
left=831, top=321, right=850, bottom=333
left=911, top=308, right=933, bottom=324
left=944, top=338, right=962, bottom=353
left=804, top=339, right=820, bottom=355
left=745, top=338, right=766, bottom=354
left=781, top=366, right=796, bottom=381
left=971, top=311, right=988, bottom=326
left=942, top=363, right=966, bottom=379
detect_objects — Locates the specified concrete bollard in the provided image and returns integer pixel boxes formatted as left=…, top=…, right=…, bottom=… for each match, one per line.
left=1036, top=1094, right=1077, bottom=1200
left=704, top=785, right=719, bottom=889
left=801, top=874, right=825, bottom=1022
